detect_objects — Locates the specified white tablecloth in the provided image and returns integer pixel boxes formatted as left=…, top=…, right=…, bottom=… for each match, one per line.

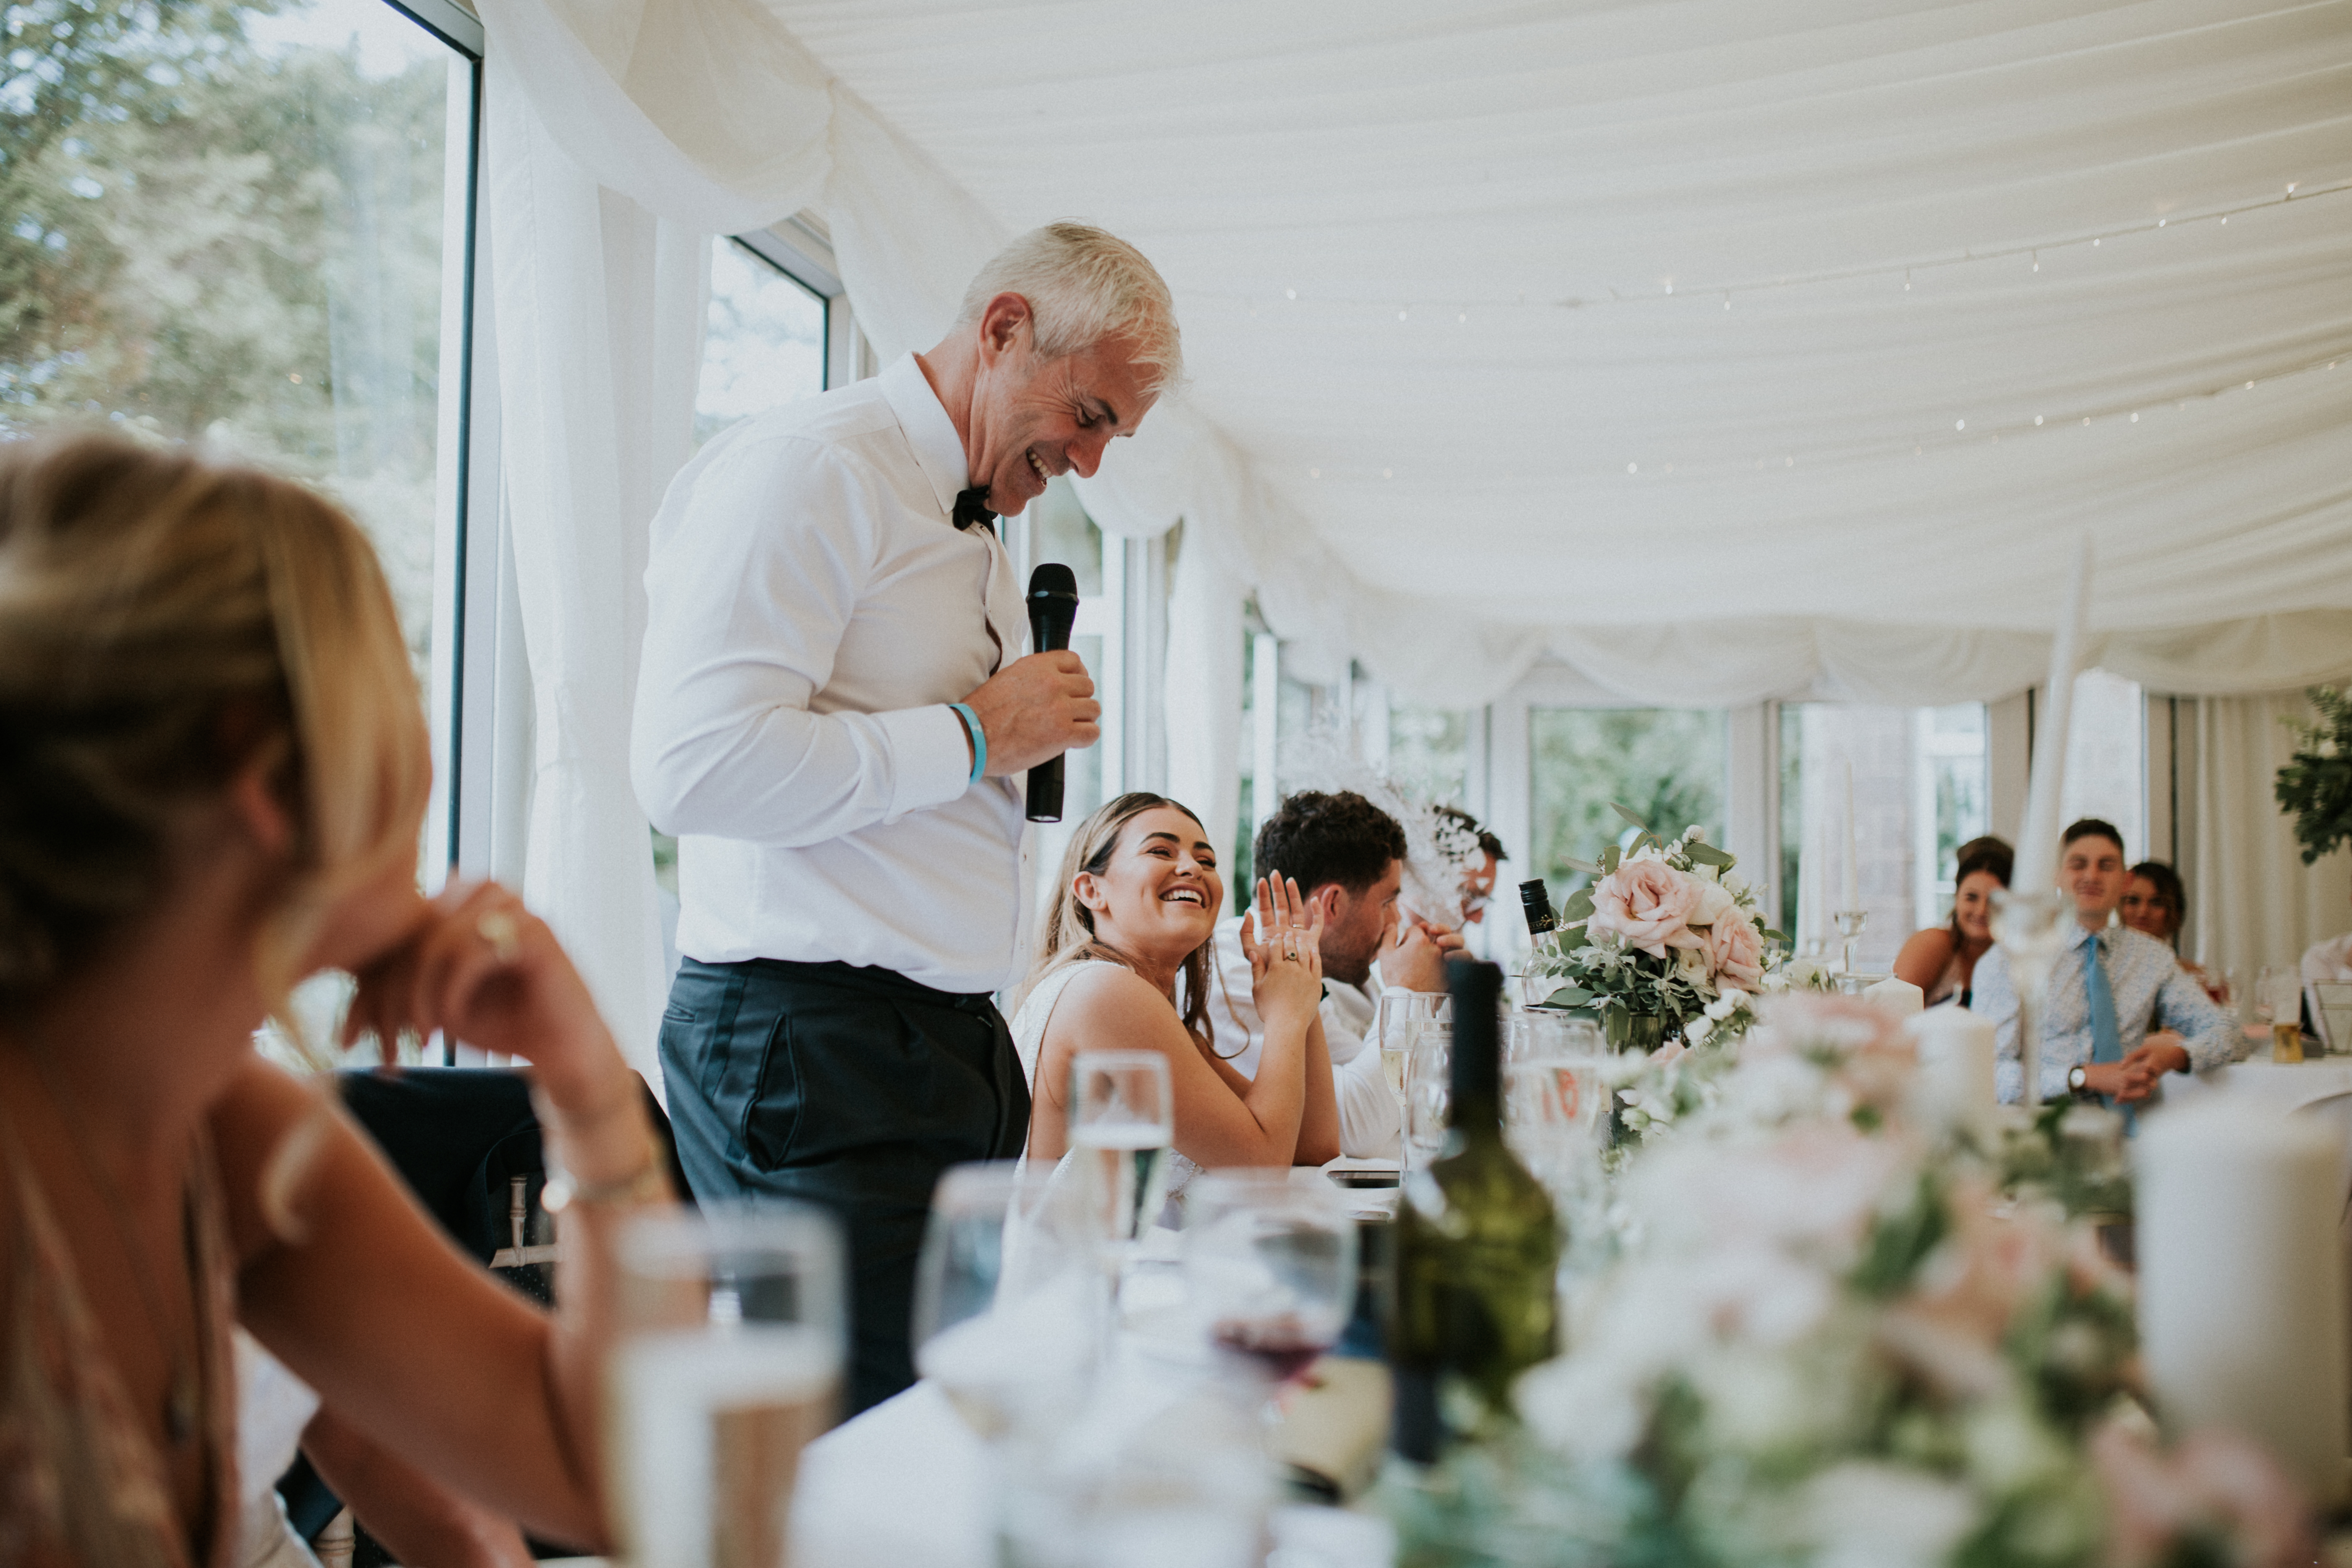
left=788, top=1160, right=1401, bottom=1568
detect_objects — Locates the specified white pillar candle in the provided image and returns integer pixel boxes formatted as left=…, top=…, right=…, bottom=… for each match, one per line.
left=1864, top=976, right=1924, bottom=1017
left=1841, top=759, right=1860, bottom=910
left=2014, top=532, right=2095, bottom=896
left=1905, top=1007, right=1996, bottom=1124
left=2136, top=1096, right=2349, bottom=1506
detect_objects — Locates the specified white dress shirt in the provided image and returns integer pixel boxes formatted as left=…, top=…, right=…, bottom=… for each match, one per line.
left=1202, top=916, right=1403, bottom=1158
left=632, top=355, right=1030, bottom=994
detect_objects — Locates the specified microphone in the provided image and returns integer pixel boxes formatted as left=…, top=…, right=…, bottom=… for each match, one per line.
left=1025, top=562, right=1081, bottom=822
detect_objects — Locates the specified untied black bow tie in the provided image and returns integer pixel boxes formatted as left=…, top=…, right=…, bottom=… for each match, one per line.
left=952, top=486, right=998, bottom=536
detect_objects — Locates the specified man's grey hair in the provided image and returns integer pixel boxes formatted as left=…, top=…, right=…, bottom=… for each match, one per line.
left=956, top=222, right=1183, bottom=395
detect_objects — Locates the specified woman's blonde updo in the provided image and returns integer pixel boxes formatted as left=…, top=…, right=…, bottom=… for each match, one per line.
left=1030, top=791, right=1219, bottom=1053
left=0, top=432, right=428, bottom=1005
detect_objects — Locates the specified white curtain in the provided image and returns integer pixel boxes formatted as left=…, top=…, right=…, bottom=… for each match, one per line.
left=1163, top=537, right=1245, bottom=866
left=2188, top=691, right=2352, bottom=993
left=481, top=51, right=721, bottom=1084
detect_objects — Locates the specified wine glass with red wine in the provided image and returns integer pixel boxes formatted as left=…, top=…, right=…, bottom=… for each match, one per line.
left=1181, top=1170, right=1358, bottom=1402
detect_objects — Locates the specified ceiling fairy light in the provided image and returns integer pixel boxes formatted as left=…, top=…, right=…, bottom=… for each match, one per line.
left=1211, top=181, right=2342, bottom=317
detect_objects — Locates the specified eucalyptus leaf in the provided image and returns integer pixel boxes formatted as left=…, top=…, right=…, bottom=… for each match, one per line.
left=1563, top=888, right=1596, bottom=921
left=1599, top=844, right=1621, bottom=875
left=1561, top=856, right=1602, bottom=875
left=1544, top=986, right=1594, bottom=1009
left=1685, top=842, right=1734, bottom=869
left=1609, top=800, right=1651, bottom=832
left=1764, top=927, right=1790, bottom=945
left=1560, top=925, right=1591, bottom=952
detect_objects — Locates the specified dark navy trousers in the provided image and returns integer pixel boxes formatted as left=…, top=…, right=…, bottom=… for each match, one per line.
left=657, top=957, right=1030, bottom=1416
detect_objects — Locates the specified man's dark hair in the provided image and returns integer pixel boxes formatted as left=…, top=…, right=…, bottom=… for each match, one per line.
left=2062, top=818, right=2126, bottom=856
left=1254, top=790, right=1407, bottom=896
left=1435, top=803, right=1507, bottom=862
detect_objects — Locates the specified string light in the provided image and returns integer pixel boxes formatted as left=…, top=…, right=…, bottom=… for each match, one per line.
left=1955, top=420, right=1966, bottom=430
left=1397, top=309, right=1408, bottom=321
left=2033, top=415, right=2044, bottom=425
left=1628, top=462, right=1638, bottom=474
left=1209, top=182, right=2341, bottom=318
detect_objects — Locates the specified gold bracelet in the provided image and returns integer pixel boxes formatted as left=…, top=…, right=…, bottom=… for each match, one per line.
left=542, top=1143, right=667, bottom=1212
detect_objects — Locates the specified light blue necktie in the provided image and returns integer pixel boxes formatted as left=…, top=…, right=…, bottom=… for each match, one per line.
left=2083, top=932, right=2132, bottom=1133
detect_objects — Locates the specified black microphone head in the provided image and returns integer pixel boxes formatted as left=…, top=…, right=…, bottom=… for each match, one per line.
left=1027, top=561, right=1079, bottom=603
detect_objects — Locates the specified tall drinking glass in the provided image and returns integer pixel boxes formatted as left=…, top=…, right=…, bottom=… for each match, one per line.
left=1375, top=993, right=1447, bottom=1109
left=912, top=1162, right=1099, bottom=1568
left=1403, top=1022, right=1452, bottom=1172
left=1181, top=1171, right=1358, bottom=1398
left=912, top=1161, right=1097, bottom=1439
left=1070, top=1049, right=1175, bottom=1304
left=608, top=1205, right=845, bottom=1568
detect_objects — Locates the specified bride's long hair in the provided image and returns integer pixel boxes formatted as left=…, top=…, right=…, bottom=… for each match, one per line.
left=1031, top=792, right=1217, bottom=1052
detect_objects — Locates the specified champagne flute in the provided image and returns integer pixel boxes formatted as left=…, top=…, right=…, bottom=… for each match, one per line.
left=912, top=1161, right=1097, bottom=1440
left=1375, top=992, right=1445, bottom=1107
left=1070, top=1049, right=1175, bottom=1309
left=1181, top=1170, right=1358, bottom=1398
left=1403, top=1022, right=1452, bottom=1172
left=608, top=1205, right=845, bottom=1568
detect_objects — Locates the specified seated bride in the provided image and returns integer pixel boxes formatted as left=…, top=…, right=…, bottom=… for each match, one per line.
left=1013, top=793, right=1340, bottom=1193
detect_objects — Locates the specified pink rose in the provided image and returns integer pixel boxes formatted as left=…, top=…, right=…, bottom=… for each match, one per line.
left=1705, top=914, right=1765, bottom=990
left=1587, top=858, right=1702, bottom=958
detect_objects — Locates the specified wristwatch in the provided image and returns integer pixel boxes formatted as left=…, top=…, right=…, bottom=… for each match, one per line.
left=2067, top=1064, right=2091, bottom=1097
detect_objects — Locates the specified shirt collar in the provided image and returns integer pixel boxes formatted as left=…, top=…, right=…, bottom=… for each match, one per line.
left=2071, top=921, right=2110, bottom=952
left=879, top=353, right=971, bottom=519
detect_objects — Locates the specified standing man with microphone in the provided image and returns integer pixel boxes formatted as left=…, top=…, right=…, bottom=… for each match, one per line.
left=632, top=224, right=1181, bottom=1412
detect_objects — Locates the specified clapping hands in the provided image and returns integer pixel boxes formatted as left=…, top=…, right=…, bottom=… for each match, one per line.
left=1240, top=874, right=1324, bottom=1029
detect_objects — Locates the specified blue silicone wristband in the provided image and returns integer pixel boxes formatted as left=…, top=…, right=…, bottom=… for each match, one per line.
left=949, top=702, right=985, bottom=785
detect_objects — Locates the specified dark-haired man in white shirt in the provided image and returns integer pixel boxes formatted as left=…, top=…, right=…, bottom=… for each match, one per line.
left=632, top=223, right=1180, bottom=1413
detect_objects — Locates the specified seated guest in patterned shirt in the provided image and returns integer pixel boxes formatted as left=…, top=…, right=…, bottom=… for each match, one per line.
left=1972, top=818, right=2234, bottom=1109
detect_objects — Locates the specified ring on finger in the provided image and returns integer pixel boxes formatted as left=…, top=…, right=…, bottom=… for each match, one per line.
left=477, top=909, right=521, bottom=964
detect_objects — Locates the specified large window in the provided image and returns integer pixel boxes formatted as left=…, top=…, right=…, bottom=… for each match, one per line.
left=1779, top=703, right=1989, bottom=970
left=1529, top=707, right=1728, bottom=914
left=695, top=238, right=826, bottom=449
left=3, top=0, right=467, bottom=686
left=5, top=0, right=480, bottom=1059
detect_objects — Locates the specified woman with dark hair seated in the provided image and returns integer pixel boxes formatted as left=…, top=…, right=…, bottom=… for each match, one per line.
left=1892, top=842, right=2012, bottom=1007
left=1012, top=792, right=1340, bottom=1192
left=0, top=435, right=671, bottom=1566
left=2122, top=859, right=2227, bottom=1004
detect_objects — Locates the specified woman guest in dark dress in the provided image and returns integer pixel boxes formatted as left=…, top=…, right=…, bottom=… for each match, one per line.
left=1893, top=841, right=2012, bottom=1008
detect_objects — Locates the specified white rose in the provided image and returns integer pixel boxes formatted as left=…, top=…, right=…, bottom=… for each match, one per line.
left=1675, top=946, right=1712, bottom=987
left=1687, top=878, right=1736, bottom=928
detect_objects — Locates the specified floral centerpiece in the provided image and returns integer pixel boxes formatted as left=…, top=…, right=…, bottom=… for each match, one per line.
left=1524, top=807, right=1817, bottom=1052
left=2275, top=685, right=2352, bottom=864
left=1384, top=997, right=2311, bottom=1568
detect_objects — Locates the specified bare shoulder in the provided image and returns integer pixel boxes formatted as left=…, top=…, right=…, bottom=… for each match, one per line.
left=1050, top=962, right=1180, bottom=1036
left=1893, top=925, right=1955, bottom=971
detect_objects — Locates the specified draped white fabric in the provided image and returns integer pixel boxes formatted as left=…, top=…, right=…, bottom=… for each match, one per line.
left=481, top=42, right=722, bottom=1081
left=485, top=0, right=2350, bottom=710
left=471, top=0, right=2352, bottom=1039
left=2188, top=692, right=2352, bottom=987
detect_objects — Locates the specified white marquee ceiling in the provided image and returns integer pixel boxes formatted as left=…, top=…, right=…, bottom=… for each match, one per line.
left=762, top=0, right=2352, bottom=679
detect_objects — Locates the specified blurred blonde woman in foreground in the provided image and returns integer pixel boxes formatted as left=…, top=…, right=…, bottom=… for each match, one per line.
left=1013, top=793, right=1340, bottom=1195
left=0, top=436, right=670, bottom=1566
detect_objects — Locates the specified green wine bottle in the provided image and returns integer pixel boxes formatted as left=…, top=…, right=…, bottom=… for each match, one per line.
left=1389, top=958, right=1561, bottom=1461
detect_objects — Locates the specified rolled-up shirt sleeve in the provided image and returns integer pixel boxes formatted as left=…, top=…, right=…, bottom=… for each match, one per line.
left=2155, top=963, right=2236, bottom=1072
left=632, top=435, right=973, bottom=847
